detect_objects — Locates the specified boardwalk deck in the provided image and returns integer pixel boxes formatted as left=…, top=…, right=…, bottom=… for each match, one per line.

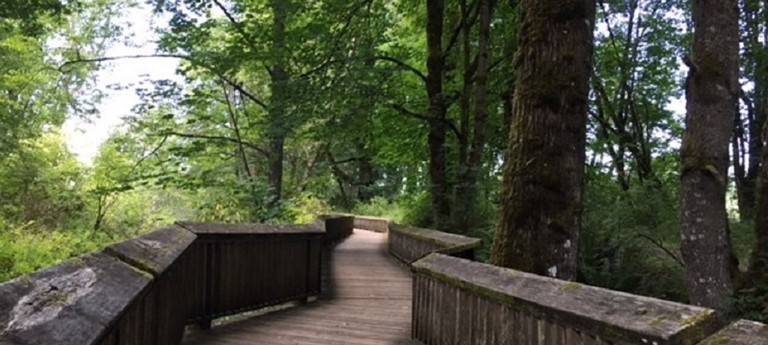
left=183, top=230, right=417, bottom=345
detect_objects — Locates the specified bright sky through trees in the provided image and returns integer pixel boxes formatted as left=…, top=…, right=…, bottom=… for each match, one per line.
left=63, top=4, right=179, bottom=164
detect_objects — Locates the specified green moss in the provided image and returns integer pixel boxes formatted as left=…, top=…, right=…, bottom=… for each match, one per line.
left=71, top=257, right=87, bottom=268
left=697, top=334, right=730, bottom=345
left=127, top=263, right=154, bottom=280
left=560, top=282, right=582, bottom=293
left=650, top=315, right=669, bottom=326
left=679, top=311, right=711, bottom=327
left=48, top=291, right=71, bottom=305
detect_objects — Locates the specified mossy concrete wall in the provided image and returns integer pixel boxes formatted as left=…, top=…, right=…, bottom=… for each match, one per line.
left=412, top=253, right=728, bottom=345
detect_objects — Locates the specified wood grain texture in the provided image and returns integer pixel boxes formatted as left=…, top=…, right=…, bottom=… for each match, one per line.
left=183, top=230, right=416, bottom=345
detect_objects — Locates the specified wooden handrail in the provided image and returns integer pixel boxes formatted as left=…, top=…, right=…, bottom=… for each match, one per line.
left=2, top=214, right=765, bottom=345
left=388, top=223, right=481, bottom=263
left=0, top=222, right=326, bottom=345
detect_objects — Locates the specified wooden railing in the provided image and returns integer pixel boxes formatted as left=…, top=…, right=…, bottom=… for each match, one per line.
left=351, top=214, right=389, bottom=233
left=388, top=223, right=481, bottom=263
left=0, top=221, right=329, bottom=345
left=180, top=222, right=324, bottom=328
left=387, top=222, right=768, bottom=345
left=313, top=214, right=354, bottom=243
left=2, top=213, right=765, bottom=345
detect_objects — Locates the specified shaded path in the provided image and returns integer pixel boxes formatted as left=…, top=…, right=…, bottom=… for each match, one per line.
left=184, top=230, right=417, bottom=345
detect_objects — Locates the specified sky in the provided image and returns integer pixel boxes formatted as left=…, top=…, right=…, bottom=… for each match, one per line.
left=62, top=4, right=180, bottom=164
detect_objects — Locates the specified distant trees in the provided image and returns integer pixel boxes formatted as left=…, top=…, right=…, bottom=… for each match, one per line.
left=491, top=0, right=596, bottom=280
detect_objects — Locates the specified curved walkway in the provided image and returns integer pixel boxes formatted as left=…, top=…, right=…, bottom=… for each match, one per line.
left=183, top=230, right=417, bottom=345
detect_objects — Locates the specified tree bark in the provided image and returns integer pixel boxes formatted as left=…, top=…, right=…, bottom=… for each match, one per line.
left=426, top=0, right=452, bottom=230
left=491, top=0, right=595, bottom=281
left=268, top=0, right=289, bottom=203
left=679, top=0, right=739, bottom=312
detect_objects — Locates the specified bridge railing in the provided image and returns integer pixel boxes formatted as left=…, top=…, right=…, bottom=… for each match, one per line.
left=0, top=221, right=335, bottom=345
left=370, top=216, right=767, bottom=345
left=313, top=214, right=354, bottom=243
left=388, top=223, right=481, bottom=264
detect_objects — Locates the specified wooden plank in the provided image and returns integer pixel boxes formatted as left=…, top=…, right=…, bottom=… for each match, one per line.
left=184, top=230, right=416, bottom=345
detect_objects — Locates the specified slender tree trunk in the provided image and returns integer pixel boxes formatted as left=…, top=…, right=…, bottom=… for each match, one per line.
left=743, top=0, right=768, bottom=302
left=491, top=0, right=596, bottom=280
left=268, top=0, right=288, bottom=202
left=355, top=141, right=376, bottom=201
left=426, top=0, right=452, bottom=230
left=458, top=0, right=471, bottom=169
left=746, top=119, right=768, bottom=286
left=736, top=0, right=766, bottom=220
left=455, top=0, right=492, bottom=232
left=679, top=0, right=739, bottom=312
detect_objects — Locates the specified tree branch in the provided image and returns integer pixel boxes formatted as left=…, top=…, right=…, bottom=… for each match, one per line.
left=390, top=103, right=461, bottom=138
left=212, top=0, right=260, bottom=53
left=59, top=54, right=269, bottom=110
left=637, top=233, right=685, bottom=268
left=161, top=131, right=270, bottom=157
left=375, top=56, right=428, bottom=83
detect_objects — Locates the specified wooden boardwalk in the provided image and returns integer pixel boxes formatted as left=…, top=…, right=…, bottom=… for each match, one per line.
left=183, top=230, right=417, bottom=345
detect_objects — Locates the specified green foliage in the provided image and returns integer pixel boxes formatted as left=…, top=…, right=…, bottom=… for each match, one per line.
left=287, top=195, right=331, bottom=224
left=351, top=196, right=406, bottom=223
left=0, top=132, right=88, bottom=229
left=580, top=172, right=688, bottom=302
left=0, top=222, right=113, bottom=282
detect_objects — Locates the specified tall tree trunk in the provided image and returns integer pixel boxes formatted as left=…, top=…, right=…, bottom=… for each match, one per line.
left=736, top=0, right=766, bottom=220
left=268, top=0, right=288, bottom=202
left=458, top=0, right=472, bottom=169
left=742, top=0, right=768, bottom=307
left=491, top=0, right=596, bottom=281
left=355, top=141, right=376, bottom=201
left=679, top=0, right=739, bottom=312
left=455, top=0, right=492, bottom=232
left=746, top=118, right=768, bottom=287
left=426, top=0, right=452, bottom=230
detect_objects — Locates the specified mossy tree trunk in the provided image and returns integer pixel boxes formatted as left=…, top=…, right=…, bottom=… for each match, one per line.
left=679, top=0, right=739, bottom=313
left=491, top=0, right=596, bottom=281
left=426, top=0, right=452, bottom=230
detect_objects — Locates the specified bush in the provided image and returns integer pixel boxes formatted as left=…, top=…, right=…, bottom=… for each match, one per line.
left=287, top=195, right=332, bottom=224
left=351, top=196, right=406, bottom=222
left=0, top=223, right=111, bottom=282
left=579, top=174, right=689, bottom=302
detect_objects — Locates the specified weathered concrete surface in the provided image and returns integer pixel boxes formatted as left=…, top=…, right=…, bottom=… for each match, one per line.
left=352, top=215, right=390, bottom=233
left=389, top=223, right=481, bottom=263
left=412, top=253, right=720, bottom=345
left=698, top=320, right=768, bottom=345
left=0, top=253, right=151, bottom=345
left=104, top=225, right=196, bottom=276
left=177, top=222, right=324, bottom=235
